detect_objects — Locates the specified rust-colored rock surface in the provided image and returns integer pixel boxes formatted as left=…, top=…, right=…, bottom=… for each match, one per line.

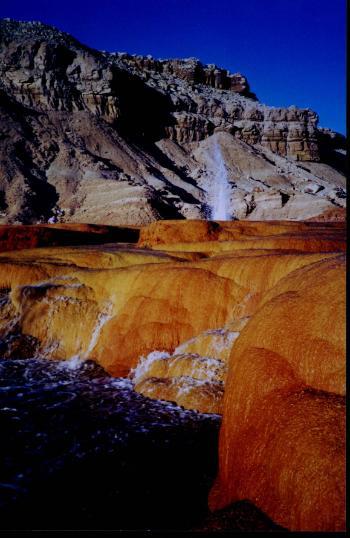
left=138, top=219, right=346, bottom=256
left=0, top=219, right=346, bottom=530
left=209, top=255, right=346, bottom=531
left=136, top=375, right=225, bottom=415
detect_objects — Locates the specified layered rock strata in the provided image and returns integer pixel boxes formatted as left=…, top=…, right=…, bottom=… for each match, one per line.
left=0, top=19, right=346, bottom=224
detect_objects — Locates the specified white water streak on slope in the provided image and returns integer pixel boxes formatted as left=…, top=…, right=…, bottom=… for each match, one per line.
left=84, top=302, right=113, bottom=359
left=130, top=350, right=171, bottom=384
left=209, top=141, right=232, bottom=220
left=59, top=302, right=114, bottom=370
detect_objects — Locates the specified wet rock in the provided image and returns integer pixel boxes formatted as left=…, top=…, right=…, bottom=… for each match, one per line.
left=136, top=375, right=225, bottom=414
left=0, top=334, right=39, bottom=359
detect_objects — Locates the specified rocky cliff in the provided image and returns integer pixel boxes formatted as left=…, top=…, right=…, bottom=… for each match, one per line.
left=0, top=19, right=346, bottom=224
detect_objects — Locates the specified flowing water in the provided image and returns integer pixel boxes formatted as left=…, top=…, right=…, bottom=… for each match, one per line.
left=83, top=302, right=113, bottom=359
left=0, top=355, right=220, bottom=530
left=209, top=141, right=232, bottom=220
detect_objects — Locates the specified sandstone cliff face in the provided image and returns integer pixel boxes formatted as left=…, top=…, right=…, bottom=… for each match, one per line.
left=0, top=19, right=346, bottom=224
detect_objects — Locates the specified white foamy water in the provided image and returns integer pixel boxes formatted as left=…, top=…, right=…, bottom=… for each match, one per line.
left=174, top=329, right=240, bottom=358
left=174, top=376, right=223, bottom=398
left=83, top=302, right=113, bottom=359
left=130, top=350, right=171, bottom=384
left=109, top=377, right=134, bottom=390
left=58, top=354, right=84, bottom=371
left=132, top=327, right=241, bottom=388
left=173, top=355, right=224, bottom=382
left=208, top=141, right=232, bottom=220
left=54, top=302, right=114, bottom=368
left=208, top=329, right=240, bottom=354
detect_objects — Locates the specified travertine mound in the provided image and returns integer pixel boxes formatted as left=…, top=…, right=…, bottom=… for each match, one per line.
left=148, top=236, right=346, bottom=254
left=131, top=249, right=343, bottom=412
left=131, top=330, right=238, bottom=414
left=209, top=255, right=345, bottom=531
left=0, top=19, right=346, bottom=224
left=136, top=376, right=225, bottom=415
left=0, top=220, right=345, bottom=529
left=133, top=352, right=227, bottom=385
left=0, top=251, right=248, bottom=373
left=1, top=220, right=344, bottom=386
left=174, top=328, right=243, bottom=362
left=95, top=265, right=248, bottom=377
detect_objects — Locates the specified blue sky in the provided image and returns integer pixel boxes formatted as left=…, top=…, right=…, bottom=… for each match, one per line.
left=0, top=0, right=346, bottom=133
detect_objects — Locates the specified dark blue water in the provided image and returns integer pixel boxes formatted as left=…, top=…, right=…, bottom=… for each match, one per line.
left=0, top=357, right=220, bottom=530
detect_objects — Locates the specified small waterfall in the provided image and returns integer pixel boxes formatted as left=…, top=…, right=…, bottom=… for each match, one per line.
left=208, top=141, right=232, bottom=220
left=59, top=302, right=114, bottom=369
left=83, top=302, right=113, bottom=359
